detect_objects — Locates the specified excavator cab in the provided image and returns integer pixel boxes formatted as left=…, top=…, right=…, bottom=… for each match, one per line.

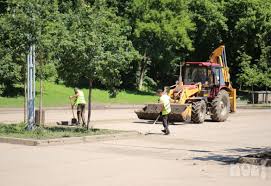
left=183, top=65, right=209, bottom=85
left=183, top=63, right=227, bottom=91
left=183, top=63, right=225, bottom=87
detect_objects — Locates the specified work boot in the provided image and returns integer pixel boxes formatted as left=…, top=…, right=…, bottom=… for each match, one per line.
left=164, top=130, right=170, bottom=135
left=164, top=128, right=170, bottom=135
left=161, top=129, right=167, bottom=134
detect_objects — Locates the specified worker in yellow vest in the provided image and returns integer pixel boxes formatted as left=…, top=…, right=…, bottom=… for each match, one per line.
left=157, top=89, right=171, bottom=135
left=70, top=88, right=86, bottom=126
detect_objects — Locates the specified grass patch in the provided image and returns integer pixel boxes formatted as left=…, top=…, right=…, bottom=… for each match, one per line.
left=0, top=82, right=157, bottom=108
left=0, top=123, right=120, bottom=140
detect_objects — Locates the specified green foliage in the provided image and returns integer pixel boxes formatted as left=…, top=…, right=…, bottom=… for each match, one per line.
left=224, top=0, right=271, bottom=89
left=57, top=1, right=139, bottom=96
left=129, top=0, right=195, bottom=87
left=0, top=52, right=22, bottom=95
left=188, top=0, right=228, bottom=60
left=237, top=52, right=260, bottom=88
left=0, top=0, right=271, bottom=98
left=0, top=0, right=64, bottom=95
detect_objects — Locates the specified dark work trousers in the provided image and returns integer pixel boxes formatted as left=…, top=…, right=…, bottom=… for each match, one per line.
left=162, top=114, right=170, bottom=133
left=77, top=104, right=86, bottom=125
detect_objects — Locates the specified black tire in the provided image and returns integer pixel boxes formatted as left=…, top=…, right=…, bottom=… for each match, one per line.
left=191, top=100, right=206, bottom=123
left=211, top=90, right=230, bottom=122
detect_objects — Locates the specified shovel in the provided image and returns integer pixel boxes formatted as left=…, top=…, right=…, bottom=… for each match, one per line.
left=69, top=98, right=78, bottom=125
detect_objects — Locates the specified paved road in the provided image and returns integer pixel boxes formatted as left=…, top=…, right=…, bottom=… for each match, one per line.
left=0, top=109, right=271, bottom=186
left=0, top=108, right=138, bottom=124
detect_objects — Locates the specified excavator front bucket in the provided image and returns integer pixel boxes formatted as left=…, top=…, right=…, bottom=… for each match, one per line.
left=135, top=104, right=191, bottom=122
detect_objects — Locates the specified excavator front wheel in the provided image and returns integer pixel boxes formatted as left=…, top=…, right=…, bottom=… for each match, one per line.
left=211, top=90, right=230, bottom=122
left=191, top=100, right=206, bottom=123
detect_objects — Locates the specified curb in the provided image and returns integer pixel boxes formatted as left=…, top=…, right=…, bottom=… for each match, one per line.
left=238, top=157, right=271, bottom=167
left=0, top=131, right=141, bottom=146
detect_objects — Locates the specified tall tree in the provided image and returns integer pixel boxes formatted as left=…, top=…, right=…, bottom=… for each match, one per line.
left=224, top=0, right=271, bottom=89
left=57, top=0, right=138, bottom=128
left=0, top=0, right=63, bottom=93
left=188, top=0, right=228, bottom=61
left=128, top=0, right=195, bottom=90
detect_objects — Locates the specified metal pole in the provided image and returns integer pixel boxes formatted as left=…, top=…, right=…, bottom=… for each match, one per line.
left=33, top=45, right=36, bottom=124
left=30, top=46, right=33, bottom=127
left=27, top=45, right=35, bottom=130
left=27, top=50, right=30, bottom=124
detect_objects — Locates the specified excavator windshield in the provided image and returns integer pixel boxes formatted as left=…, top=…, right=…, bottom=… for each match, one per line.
left=183, top=66, right=209, bottom=85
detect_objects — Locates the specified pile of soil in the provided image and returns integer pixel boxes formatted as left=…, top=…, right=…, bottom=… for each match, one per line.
left=245, top=151, right=271, bottom=159
left=238, top=151, right=271, bottom=166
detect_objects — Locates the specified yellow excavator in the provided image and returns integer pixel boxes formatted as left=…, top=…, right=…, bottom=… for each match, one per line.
left=135, top=45, right=236, bottom=123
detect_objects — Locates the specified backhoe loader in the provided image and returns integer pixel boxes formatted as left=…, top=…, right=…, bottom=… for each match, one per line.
left=135, top=45, right=236, bottom=123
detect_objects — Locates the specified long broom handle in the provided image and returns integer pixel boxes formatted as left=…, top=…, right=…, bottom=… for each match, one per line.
left=153, top=114, right=160, bottom=125
left=146, top=114, right=161, bottom=134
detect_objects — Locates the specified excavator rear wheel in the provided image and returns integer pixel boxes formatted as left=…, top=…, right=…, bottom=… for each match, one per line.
left=211, top=90, right=230, bottom=122
left=191, top=100, right=206, bottom=124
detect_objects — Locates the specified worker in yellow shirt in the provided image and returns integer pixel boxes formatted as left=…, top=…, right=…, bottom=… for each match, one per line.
left=69, top=88, right=86, bottom=127
left=157, top=89, right=171, bottom=135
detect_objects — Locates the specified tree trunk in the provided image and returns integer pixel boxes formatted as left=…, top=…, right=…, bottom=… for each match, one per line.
left=179, top=62, right=183, bottom=82
left=252, top=85, right=254, bottom=104
left=87, top=79, right=93, bottom=130
left=138, top=63, right=146, bottom=91
left=265, top=86, right=268, bottom=104
left=24, top=76, right=27, bottom=123
left=39, top=63, right=43, bottom=126
left=37, top=55, right=44, bottom=126
left=138, top=50, right=148, bottom=91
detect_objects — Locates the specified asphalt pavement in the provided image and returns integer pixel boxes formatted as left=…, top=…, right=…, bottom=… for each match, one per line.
left=0, top=108, right=270, bottom=186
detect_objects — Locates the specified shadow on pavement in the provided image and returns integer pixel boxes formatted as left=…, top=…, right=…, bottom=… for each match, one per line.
left=144, top=132, right=164, bottom=136
left=191, top=153, right=238, bottom=165
left=189, top=149, right=212, bottom=153
left=227, top=147, right=271, bottom=153
left=189, top=147, right=271, bottom=165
